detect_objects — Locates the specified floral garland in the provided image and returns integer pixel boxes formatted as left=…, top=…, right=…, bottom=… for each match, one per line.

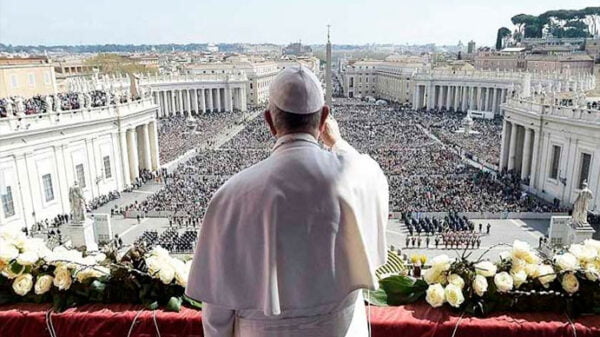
left=368, top=239, right=600, bottom=316
left=0, top=227, right=199, bottom=312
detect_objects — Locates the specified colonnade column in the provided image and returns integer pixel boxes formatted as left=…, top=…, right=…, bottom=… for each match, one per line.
left=216, top=88, right=222, bottom=112
left=148, top=121, right=160, bottom=170
left=529, top=130, right=540, bottom=189
left=126, top=128, right=139, bottom=181
left=461, top=86, right=468, bottom=112
left=492, top=88, right=498, bottom=115
left=507, top=122, right=518, bottom=171
left=207, top=89, right=213, bottom=112
left=226, top=87, right=233, bottom=112
left=521, top=128, right=533, bottom=181
left=140, top=124, right=152, bottom=170
left=240, top=86, right=247, bottom=112
left=119, top=130, right=131, bottom=187
left=170, top=91, right=176, bottom=114
left=178, top=90, right=183, bottom=114
left=499, top=120, right=509, bottom=171
left=192, top=89, right=198, bottom=114
left=200, top=88, right=206, bottom=113
left=446, top=86, right=452, bottom=109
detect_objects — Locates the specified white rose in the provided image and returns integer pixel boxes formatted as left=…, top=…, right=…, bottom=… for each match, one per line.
left=472, top=275, right=488, bottom=296
left=172, top=259, right=188, bottom=287
left=425, top=283, right=445, bottom=308
left=0, top=227, right=26, bottom=249
left=429, top=255, right=452, bottom=272
left=569, top=244, right=597, bottom=263
left=444, top=284, right=465, bottom=308
left=158, top=264, right=175, bottom=285
left=447, top=274, right=465, bottom=289
left=76, top=266, right=109, bottom=283
left=511, top=270, right=527, bottom=288
left=561, top=272, right=579, bottom=294
left=537, top=264, right=557, bottom=287
left=34, top=275, right=54, bottom=295
left=150, top=246, right=171, bottom=259
left=0, top=242, right=19, bottom=262
left=554, top=253, right=579, bottom=272
left=524, top=263, right=540, bottom=278
left=475, top=261, right=497, bottom=277
left=423, top=267, right=447, bottom=285
left=53, top=266, right=73, bottom=291
left=12, top=273, right=33, bottom=296
left=583, top=239, right=600, bottom=254
left=494, top=272, right=514, bottom=293
left=511, top=240, right=538, bottom=264
left=16, top=251, right=39, bottom=266
left=584, top=264, right=599, bottom=282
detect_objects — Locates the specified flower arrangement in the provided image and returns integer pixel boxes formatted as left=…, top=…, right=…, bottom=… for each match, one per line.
left=0, top=227, right=199, bottom=312
left=368, top=239, right=600, bottom=316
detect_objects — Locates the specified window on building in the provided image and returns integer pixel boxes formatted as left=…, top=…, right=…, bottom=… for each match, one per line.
left=10, top=75, right=18, bottom=88
left=28, top=73, right=35, bottom=87
left=103, top=156, right=112, bottom=179
left=578, top=153, right=592, bottom=189
left=42, top=174, right=54, bottom=202
left=44, top=72, right=51, bottom=85
left=75, top=164, right=86, bottom=188
left=549, top=145, right=561, bottom=180
left=1, top=186, right=15, bottom=218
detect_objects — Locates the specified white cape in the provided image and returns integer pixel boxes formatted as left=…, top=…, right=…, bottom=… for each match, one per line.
left=186, top=134, right=388, bottom=316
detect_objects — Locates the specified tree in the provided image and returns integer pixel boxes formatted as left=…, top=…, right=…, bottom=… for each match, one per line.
left=496, top=27, right=511, bottom=50
left=84, top=54, right=155, bottom=75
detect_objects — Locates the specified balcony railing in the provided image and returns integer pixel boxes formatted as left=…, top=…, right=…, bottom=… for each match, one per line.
left=0, top=98, right=156, bottom=135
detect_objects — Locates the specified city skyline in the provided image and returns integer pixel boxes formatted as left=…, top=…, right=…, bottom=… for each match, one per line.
left=1, top=0, right=599, bottom=47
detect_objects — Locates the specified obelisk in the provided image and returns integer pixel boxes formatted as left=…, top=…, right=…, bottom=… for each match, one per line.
left=326, top=25, right=333, bottom=107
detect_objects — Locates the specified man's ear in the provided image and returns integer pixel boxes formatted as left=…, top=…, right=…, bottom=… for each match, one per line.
left=318, top=105, right=330, bottom=133
left=264, top=110, right=277, bottom=136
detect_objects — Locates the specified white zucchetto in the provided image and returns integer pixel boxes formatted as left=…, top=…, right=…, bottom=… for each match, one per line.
left=268, top=65, right=325, bottom=114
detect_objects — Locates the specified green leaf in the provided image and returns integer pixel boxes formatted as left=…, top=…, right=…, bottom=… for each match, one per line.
left=9, top=261, right=24, bottom=275
left=166, top=297, right=182, bottom=312
left=363, top=288, right=388, bottom=307
left=182, top=295, right=203, bottom=309
left=143, top=300, right=159, bottom=310
left=379, top=275, right=426, bottom=305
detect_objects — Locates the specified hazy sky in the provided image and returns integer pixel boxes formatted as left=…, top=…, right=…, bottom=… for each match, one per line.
left=0, top=0, right=598, bottom=46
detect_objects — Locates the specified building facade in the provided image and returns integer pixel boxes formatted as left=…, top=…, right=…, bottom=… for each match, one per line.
left=341, top=56, right=426, bottom=103
left=0, top=98, right=159, bottom=229
left=500, top=97, right=600, bottom=212
left=0, top=59, right=58, bottom=98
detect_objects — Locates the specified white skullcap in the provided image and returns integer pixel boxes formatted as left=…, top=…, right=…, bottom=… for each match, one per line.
left=269, top=65, right=324, bottom=114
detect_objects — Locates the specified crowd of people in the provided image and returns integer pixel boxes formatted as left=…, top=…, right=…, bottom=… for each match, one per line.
left=0, top=89, right=131, bottom=118
left=418, top=109, right=502, bottom=167
left=144, top=99, right=562, bottom=218
left=157, top=113, right=251, bottom=163
left=403, top=212, right=486, bottom=250
left=129, top=98, right=566, bottom=251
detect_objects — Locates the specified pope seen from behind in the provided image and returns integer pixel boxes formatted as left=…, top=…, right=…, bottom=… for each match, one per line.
left=185, top=65, right=389, bottom=337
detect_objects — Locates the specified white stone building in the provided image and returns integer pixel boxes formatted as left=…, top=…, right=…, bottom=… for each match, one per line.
left=500, top=97, right=600, bottom=212
left=184, top=56, right=320, bottom=108
left=341, top=56, right=426, bottom=103
left=0, top=98, right=160, bottom=228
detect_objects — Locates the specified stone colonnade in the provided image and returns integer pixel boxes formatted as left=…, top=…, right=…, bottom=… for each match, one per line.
left=151, top=86, right=247, bottom=118
left=498, top=120, right=540, bottom=184
left=119, top=120, right=160, bottom=185
left=413, top=84, right=507, bottom=115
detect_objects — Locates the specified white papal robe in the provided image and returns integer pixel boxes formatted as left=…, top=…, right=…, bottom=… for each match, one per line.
left=186, top=133, right=389, bottom=337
